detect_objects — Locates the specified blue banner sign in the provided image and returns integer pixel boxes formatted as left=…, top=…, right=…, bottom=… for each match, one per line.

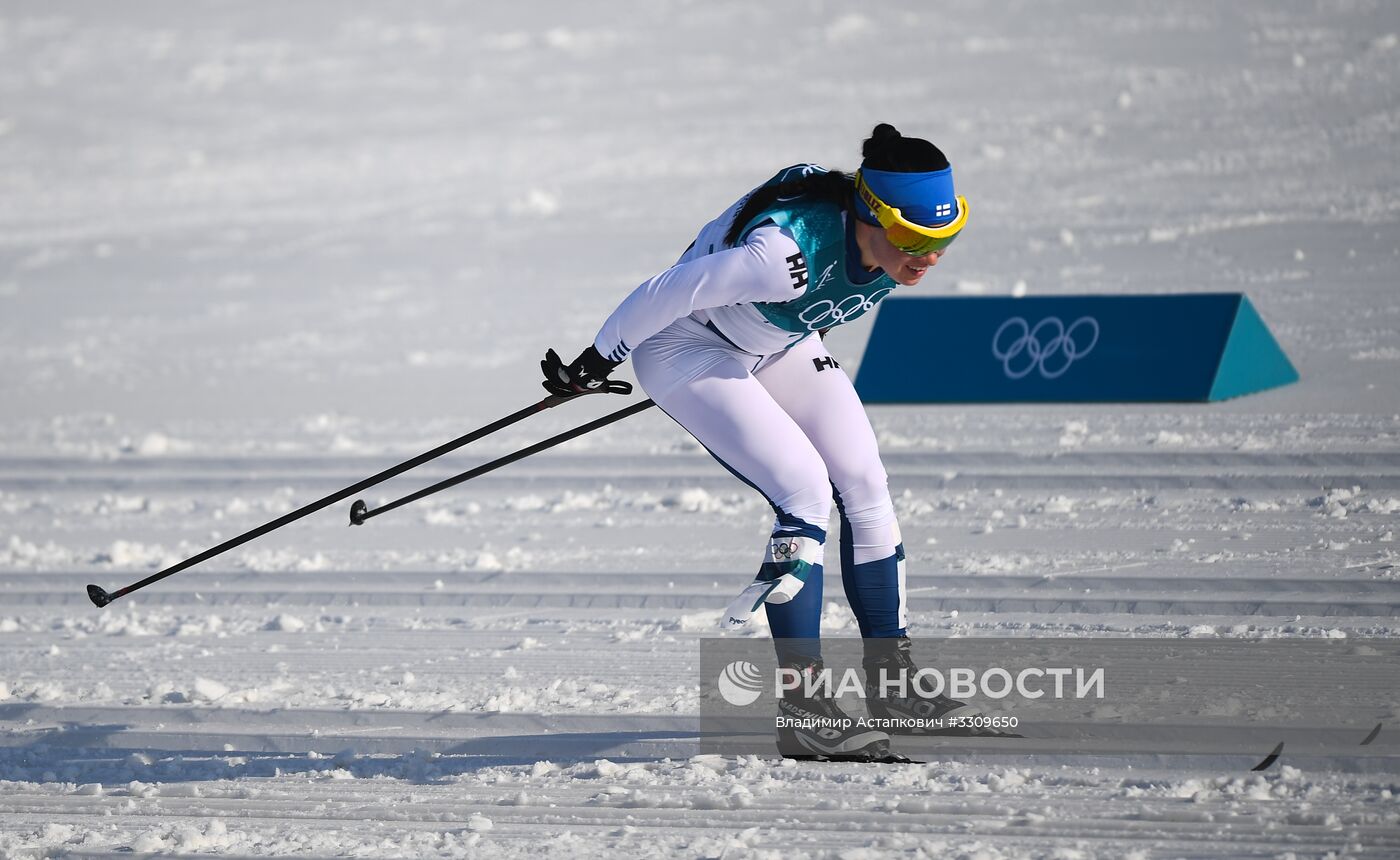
left=854, top=294, right=1297, bottom=403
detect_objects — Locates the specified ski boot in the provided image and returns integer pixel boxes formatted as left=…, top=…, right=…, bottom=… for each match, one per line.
left=863, top=637, right=1019, bottom=738
left=775, top=660, right=906, bottom=761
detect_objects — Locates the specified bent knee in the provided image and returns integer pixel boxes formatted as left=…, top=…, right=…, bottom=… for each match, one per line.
left=833, top=471, right=893, bottom=522
left=771, top=467, right=833, bottom=529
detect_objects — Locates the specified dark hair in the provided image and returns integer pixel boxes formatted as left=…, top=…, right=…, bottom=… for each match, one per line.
left=722, top=124, right=946, bottom=245
left=861, top=123, right=949, bottom=173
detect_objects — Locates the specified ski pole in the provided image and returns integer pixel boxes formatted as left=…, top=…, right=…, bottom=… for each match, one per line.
left=349, top=399, right=656, bottom=525
left=85, top=387, right=627, bottom=608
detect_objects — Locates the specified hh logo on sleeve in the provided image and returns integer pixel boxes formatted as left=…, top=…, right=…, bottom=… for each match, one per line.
left=786, top=253, right=809, bottom=291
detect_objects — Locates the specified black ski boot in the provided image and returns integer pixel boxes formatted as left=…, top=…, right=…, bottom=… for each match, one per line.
left=863, top=637, right=1019, bottom=738
left=775, top=661, right=904, bottom=761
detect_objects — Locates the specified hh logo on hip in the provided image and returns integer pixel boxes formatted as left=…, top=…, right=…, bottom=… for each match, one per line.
left=991, top=316, right=1099, bottom=380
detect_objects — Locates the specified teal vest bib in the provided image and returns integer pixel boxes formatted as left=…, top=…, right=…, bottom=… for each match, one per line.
left=738, top=173, right=898, bottom=337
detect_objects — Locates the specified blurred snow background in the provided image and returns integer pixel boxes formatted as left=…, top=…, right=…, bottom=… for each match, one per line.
left=2, top=0, right=1397, bottom=447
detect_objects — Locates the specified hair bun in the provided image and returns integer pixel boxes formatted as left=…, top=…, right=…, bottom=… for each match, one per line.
left=863, top=123, right=903, bottom=158
left=860, top=123, right=949, bottom=173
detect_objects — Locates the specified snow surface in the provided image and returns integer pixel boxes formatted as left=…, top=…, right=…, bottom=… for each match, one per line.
left=3, top=1, right=1400, bottom=857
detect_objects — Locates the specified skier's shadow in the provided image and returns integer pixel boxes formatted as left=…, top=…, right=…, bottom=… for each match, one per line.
left=0, top=708, right=699, bottom=785
left=439, top=730, right=698, bottom=766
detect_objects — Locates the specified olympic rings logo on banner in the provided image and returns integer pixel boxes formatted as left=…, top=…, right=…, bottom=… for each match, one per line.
left=798, top=287, right=894, bottom=331
left=991, top=315, right=1100, bottom=380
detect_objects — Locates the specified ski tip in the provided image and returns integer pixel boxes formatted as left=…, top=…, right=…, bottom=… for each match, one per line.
left=86, top=584, right=112, bottom=608
left=1251, top=741, right=1285, bottom=771
left=349, top=499, right=368, bottom=526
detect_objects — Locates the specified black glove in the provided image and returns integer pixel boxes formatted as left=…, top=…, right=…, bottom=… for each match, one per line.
left=540, top=345, right=631, bottom=397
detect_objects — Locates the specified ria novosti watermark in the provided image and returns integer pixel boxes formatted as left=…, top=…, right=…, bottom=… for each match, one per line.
left=719, top=660, right=1104, bottom=704
left=700, top=637, right=1400, bottom=762
left=722, top=659, right=1101, bottom=736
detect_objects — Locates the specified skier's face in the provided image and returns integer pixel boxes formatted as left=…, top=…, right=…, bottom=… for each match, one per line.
left=855, top=219, right=944, bottom=286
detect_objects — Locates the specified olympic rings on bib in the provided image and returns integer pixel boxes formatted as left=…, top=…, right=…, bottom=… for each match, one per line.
left=797, top=287, right=894, bottom=331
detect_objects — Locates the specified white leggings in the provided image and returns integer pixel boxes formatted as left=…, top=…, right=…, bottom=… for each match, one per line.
left=632, top=316, right=907, bottom=637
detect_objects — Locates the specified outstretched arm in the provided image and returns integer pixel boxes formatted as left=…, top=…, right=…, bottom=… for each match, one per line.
left=592, top=224, right=808, bottom=364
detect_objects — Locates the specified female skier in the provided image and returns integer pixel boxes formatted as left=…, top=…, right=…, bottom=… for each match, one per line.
left=541, top=124, right=979, bottom=761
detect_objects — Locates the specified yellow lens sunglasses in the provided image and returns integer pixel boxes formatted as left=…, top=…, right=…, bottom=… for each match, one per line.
left=855, top=170, right=968, bottom=256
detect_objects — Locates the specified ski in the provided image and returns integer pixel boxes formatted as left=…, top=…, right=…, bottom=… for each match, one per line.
left=781, top=752, right=925, bottom=765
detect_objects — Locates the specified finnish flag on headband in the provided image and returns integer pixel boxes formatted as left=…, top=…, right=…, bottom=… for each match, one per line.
left=856, top=166, right=958, bottom=228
